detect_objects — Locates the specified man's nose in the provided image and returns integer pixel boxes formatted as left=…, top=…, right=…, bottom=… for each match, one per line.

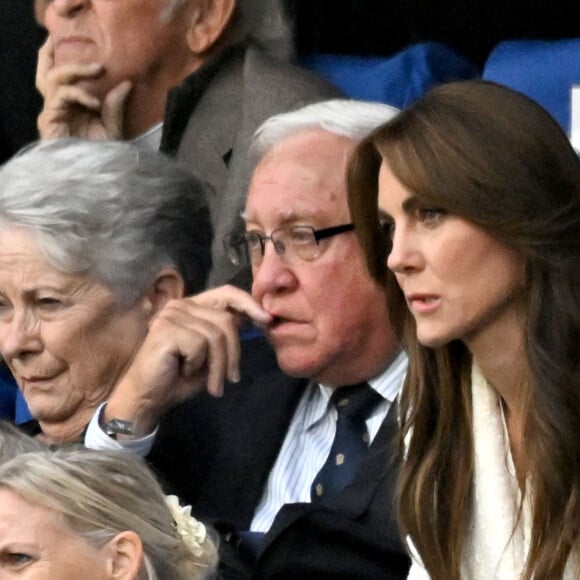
left=51, top=0, right=89, bottom=18
left=251, top=243, right=299, bottom=300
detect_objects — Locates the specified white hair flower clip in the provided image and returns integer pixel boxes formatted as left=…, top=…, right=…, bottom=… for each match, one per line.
left=165, top=495, right=207, bottom=557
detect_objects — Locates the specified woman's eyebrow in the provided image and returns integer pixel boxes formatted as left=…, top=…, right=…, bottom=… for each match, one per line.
left=402, top=196, right=420, bottom=214
left=378, top=196, right=419, bottom=220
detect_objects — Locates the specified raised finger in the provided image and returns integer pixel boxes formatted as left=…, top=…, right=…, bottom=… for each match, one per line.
left=44, top=62, right=104, bottom=94
left=194, top=285, right=272, bottom=326
left=159, top=301, right=241, bottom=385
left=42, top=86, right=102, bottom=120
left=166, top=317, right=229, bottom=397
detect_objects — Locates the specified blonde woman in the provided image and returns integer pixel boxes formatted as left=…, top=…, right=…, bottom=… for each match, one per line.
left=0, top=449, right=217, bottom=579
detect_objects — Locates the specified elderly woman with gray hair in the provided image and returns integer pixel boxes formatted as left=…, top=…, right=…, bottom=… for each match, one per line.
left=0, top=138, right=211, bottom=444
left=0, top=448, right=217, bottom=579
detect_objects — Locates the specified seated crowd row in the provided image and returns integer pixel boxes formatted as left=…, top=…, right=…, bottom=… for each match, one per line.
left=0, top=83, right=578, bottom=579
left=0, top=1, right=577, bottom=578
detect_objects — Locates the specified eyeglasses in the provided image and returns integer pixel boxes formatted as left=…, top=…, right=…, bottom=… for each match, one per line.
left=223, top=223, right=355, bottom=266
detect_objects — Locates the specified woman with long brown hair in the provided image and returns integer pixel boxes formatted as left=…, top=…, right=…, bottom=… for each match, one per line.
left=348, top=80, right=579, bottom=579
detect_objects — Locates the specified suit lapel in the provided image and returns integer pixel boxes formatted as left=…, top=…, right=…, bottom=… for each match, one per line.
left=262, top=400, right=402, bottom=547
left=202, top=337, right=307, bottom=529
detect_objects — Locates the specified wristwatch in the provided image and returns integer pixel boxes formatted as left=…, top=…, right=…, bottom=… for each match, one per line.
left=104, top=417, right=136, bottom=439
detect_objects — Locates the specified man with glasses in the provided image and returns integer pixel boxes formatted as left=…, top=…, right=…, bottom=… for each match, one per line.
left=85, top=99, right=409, bottom=579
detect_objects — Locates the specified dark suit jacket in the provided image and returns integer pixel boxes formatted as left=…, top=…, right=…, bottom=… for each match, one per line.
left=161, top=46, right=343, bottom=287
left=149, top=336, right=410, bottom=580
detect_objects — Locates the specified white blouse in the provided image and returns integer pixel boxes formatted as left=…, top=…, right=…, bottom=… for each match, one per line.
left=406, top=364, right=578, bottom=579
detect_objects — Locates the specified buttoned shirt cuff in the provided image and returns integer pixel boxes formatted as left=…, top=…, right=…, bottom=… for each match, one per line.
left=84, top=402, right=158, bottom=457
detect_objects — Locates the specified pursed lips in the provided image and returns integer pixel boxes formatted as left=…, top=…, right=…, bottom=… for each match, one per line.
left=260, top=301, right=313, bottom=335
left=57, top=34, right=93, bottom=45
left=262, top=304, right=301, bottom=325
left=267, top=314, right=293, bottom=328
left=55, top=35, right=95, bottom=54
left=18, top=372, right=59, bottom=385
left=264, top=311, right=310, bottom=333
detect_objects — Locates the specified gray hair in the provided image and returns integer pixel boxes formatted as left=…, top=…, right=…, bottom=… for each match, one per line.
left=0, top=420, right=45, bottom=465
left=163, top=0, right=294, bottom=61
left=0, top=139, right=212, bottom=305
left=0, top=450, right=217, bottom=580
left=251, top=98, right=400, bottom=159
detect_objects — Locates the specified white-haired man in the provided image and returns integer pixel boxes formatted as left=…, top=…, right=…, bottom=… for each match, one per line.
left=36, top=0, right=341, bottom=285
left=86, top=100, right=410, bottom=579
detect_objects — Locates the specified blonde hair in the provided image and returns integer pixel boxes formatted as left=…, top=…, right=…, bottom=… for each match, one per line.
left=0, top=449, right=217, bottom=580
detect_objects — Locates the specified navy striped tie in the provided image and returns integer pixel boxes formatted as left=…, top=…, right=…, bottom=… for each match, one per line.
left=311, top=383, right=382, bottom=502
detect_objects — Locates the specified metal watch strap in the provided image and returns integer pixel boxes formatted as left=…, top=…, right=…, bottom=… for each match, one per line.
left=104, top=417, right=136, bottom=439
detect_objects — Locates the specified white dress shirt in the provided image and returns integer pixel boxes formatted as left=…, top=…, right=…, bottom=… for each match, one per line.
left=132, top=122, right=163, bottom=150
left=84, top=402, right=158, bottom=455
left=251, top=349, right=408, bottom=531
left=85, top=350, right=408, bottom=533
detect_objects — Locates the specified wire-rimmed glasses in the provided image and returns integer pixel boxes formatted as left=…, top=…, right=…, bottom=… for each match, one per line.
left=223, top=223, right=355, bottom=267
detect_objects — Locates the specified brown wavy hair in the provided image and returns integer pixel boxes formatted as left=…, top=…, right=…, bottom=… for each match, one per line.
left=348, top=80, right=580, bottom=579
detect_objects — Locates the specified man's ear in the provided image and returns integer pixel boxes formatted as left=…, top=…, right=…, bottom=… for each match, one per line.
left=143, top=268, right=186, bottom=316
left=104, top=530, right=143, bottom=580
left=186, top=0, right=237, bottom=55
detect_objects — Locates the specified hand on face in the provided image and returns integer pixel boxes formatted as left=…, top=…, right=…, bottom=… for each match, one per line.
left=105, top=286, right=271, bottom=435
left=36, top=36, right=132, bottom=140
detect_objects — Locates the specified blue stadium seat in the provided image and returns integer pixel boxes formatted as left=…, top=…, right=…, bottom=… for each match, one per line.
left=15, top=389, right=32, bottom=424
left=483, top=38, right=580, bottom=135
left=0, top=362, right=32, bottom=423
left=300, top=42, right=479, bottom=108
left=0, top=362, right=17, bottom=420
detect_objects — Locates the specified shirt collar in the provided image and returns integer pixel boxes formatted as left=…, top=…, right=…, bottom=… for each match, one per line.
left=304, top=349, right=408, bottom=431
left=133, top=122, right=163, bottom=150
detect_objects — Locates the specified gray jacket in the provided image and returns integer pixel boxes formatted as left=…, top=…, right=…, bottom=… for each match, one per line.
left=162, top=46, right=343, bottom=286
